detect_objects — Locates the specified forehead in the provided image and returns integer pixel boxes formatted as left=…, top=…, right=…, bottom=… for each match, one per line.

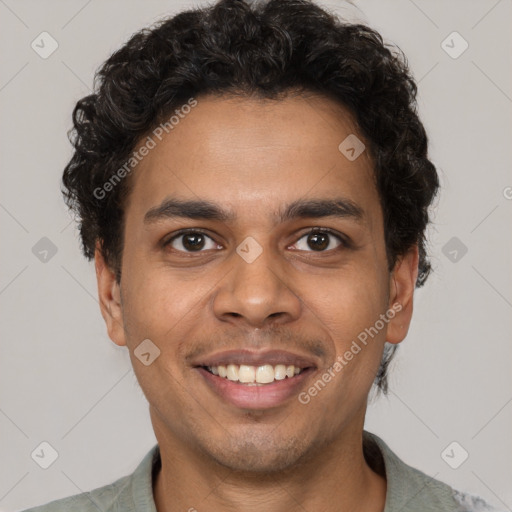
left=127, top=93, right=379, bottom=225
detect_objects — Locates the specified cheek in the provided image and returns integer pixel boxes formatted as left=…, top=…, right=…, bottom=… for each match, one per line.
left=120, top=270, right=198, bottom=404
left=120, top=266, right=196, bottom=346
left=303, top=262, right=389, bottom=394
left=309, top=262, right=388, bottom=342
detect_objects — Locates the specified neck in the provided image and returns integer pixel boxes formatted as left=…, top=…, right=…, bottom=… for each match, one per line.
left=152, top=417, right=386, bottom=512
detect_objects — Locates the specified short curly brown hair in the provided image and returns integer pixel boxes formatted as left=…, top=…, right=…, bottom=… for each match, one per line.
left=62, top=0, right=439, bottom=394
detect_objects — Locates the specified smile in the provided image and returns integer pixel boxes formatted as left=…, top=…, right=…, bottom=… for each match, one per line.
left=191, top=349, right=319, bottom=409
left=204, top=363, right=304, bottom=385
left=196, top=365, right=316, bottom=410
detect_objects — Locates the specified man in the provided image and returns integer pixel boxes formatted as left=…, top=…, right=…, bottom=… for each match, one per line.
left=24, top=0, right=501, bottom=510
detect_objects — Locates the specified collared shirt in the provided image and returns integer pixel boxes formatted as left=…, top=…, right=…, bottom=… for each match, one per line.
left=22, top=431, right=503, bottom=511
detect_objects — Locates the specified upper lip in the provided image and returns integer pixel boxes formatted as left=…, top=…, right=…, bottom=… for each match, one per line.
left=191, top=349, right=318, bottom=369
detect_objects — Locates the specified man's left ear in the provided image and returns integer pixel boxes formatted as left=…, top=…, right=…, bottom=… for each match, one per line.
left=386, top=245, right=419, bottom=345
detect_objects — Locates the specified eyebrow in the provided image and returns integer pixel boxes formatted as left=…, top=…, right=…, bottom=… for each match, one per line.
left=144, top=196, right=365, bottom=225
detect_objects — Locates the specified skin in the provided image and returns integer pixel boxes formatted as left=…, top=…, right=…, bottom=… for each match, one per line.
left=95, top=93, right=418, bottom=512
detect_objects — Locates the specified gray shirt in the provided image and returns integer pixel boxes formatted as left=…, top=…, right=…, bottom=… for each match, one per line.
left=21, top=431, right=502, bottom=511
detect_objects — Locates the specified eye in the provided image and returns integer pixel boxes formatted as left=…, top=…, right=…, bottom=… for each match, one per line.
left=164, top=230, right=221, bottom=253
left=291, top=228, right=346, bottom=252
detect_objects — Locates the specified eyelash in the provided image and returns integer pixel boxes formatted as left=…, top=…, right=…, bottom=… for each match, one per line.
left=162, top=227, right=350, bottom=254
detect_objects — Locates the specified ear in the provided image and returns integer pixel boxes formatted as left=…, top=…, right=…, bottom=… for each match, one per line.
left=386, top=245, right=419, bottom=345
left=95, top=244, right=126, bottom=347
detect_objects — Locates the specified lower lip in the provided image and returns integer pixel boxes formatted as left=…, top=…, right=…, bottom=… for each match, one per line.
left=196, top=367, right=316, bottom=410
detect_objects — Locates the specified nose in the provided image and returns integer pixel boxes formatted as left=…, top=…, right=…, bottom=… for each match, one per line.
left=212, top=241, right=302, bottom=328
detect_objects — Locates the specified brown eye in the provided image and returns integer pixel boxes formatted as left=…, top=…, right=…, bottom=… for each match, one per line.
left=292, top=229, right=345, bottom=252
left=182, top=233, right=206, bottom=251
left=165, top=231, right=219, bottom=253
left=307, top=232, right=330, bottom=251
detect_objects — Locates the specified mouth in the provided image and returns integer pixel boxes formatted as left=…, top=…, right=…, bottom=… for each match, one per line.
left=192, top=350, right=318, bottom=410
left=202, top=363, right=306, bottom=384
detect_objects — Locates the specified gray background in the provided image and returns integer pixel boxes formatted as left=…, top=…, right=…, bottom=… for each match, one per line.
left=1, top=0, right=511, bottom=510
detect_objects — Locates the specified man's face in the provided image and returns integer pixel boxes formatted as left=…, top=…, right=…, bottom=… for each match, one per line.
left=97, top=93, right=415, bottom=472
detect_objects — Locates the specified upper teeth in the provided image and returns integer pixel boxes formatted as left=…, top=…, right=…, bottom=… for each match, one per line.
left=207, top=364, right=302, bottom=384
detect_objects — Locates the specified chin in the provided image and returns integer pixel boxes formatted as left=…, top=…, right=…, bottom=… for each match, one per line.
left=202, top=433, right=314, bottom=474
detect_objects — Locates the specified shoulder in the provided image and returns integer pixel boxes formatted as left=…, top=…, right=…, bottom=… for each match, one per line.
left=363, top=431, right=505, bottom=512
left=19, top=474, right=132, bottom=512
left=452, top=489, right=506, bottom=512
left=19, top=444, right=160, bottom=512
